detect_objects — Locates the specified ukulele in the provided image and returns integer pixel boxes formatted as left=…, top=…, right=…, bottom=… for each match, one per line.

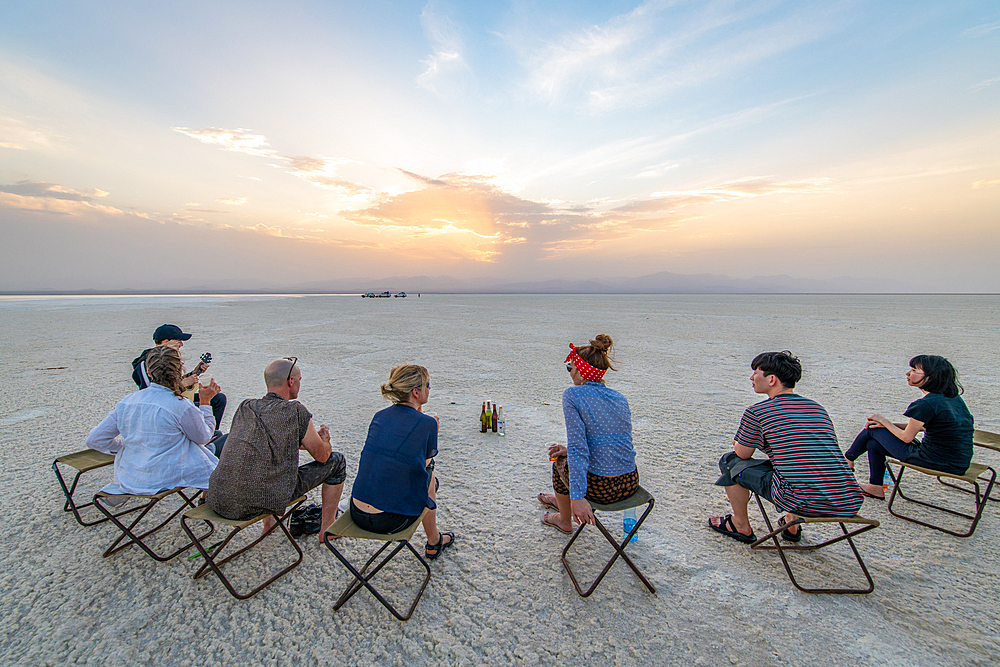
left=180, top=352, right=212, bottom=402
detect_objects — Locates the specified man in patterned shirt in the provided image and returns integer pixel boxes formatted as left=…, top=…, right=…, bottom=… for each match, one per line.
left=207, top=357, right=347, bottom=540
left=709, top=351, right=862, bottom=544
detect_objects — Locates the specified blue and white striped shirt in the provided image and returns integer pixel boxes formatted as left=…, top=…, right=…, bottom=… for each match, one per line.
left=563, top=382, right=636, bottom=500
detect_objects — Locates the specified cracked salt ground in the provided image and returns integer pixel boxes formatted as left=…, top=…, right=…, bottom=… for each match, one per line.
left=1, top=293, right=999, bottom=665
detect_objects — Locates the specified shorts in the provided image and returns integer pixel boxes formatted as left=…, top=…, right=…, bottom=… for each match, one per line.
left=715, top=451, right=775, bottom=503
left=552, top=456, right=639, bottom=505
left=291, top=451, right=348, bottom=499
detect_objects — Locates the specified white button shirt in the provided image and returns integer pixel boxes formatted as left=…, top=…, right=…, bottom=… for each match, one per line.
left=86, top=383, right=219, bottom=494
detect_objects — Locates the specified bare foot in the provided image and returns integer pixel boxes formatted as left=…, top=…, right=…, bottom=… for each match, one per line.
left=542, top=512, right=573, bottom=534
left=709, top=514, right=753, bottom=538
left=537, top=492, right=558, bottom=510
left=859, top=482, right=885, bottom=499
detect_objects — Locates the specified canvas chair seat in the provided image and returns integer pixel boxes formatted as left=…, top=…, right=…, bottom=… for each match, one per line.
left=750, top=493, right=879, bottom=594
left=53, top=450, right=140, bottom=526
left=181, top=496, right=306, bottom=600
left=886, top=443, right=996, bottom=537
left=561, top=485, right=656, bottom=598
left=322, top=508, right=431, bottom=621
left=94, top=487, right=213, bottom=561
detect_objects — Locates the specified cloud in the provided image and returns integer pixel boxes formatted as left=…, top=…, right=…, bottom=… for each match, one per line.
left=519, top=0, right=842, bottom=112
left=972, top=179, right=1000, bottom=189
left=417, top=2, right=473, bottom=93
left=0, top=181, right=110, bottom=202
left=969, top=76, right=1000, bottom=92
left=172, top=127, right=275, bottom=157
left=217, top=197, right=248, bottom=205
left=282, top=156, right=373, bottom=199
left=963, top=20, right=1000, bottom=38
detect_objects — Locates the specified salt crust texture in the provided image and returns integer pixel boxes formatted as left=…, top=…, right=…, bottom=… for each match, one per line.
left=1, top=293, right=998, bottom=666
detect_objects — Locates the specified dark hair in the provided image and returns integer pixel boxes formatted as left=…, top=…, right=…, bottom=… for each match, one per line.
left=575, top=334, right=617, bottom=374
left=751, top=350, right=801, bottom=389
left=909, top=355, right=962, bottom=398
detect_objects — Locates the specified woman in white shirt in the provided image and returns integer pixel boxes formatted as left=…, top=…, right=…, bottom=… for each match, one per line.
left=87, top=346, right=221, bottom=494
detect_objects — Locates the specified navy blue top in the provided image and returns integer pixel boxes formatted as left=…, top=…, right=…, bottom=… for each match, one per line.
left=904, top=392, right=974, bottom=474
left=352, top=404, right=439, bottom=516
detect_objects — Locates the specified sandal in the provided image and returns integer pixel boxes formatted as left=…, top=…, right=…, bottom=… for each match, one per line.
left=708, top=514, right=756, bottom=544
left=777, top=516, right=802, bottom=542
left=542, top=512, right=572, bottom=534
left=425, top=531, right=455, bottom=560
left=537, top=492, right=558, bottom=511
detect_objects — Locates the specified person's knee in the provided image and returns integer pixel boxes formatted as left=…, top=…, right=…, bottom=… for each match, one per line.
left=211, top=393, right=227, bottom=408
left=323, top=451, right=347, bottom=486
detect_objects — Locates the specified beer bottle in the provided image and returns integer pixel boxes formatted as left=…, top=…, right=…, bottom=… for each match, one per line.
left=485, top=401, right=492, bottom=431
left=480, top=402, right=488, bottom=433
left=491, top=403, right=498, bottom=432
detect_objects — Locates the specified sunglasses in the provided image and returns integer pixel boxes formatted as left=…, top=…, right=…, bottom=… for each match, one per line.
left=566, top=363, right=574, bottom=372
left=284, top=357, right=298, bottom=382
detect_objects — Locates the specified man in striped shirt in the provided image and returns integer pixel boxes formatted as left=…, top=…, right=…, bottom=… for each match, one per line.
left=709, top=351, right=862, bottom=544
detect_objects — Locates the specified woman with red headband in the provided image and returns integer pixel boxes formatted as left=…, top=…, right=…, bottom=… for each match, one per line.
left=538, top=334, right=639, bottom=532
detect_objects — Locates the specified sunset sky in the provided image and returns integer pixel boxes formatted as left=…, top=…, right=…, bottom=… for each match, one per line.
left=1, top=1, right=998, bottom=291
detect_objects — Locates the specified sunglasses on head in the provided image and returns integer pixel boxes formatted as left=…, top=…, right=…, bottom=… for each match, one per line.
left=283, top=357, right=297, bottom=382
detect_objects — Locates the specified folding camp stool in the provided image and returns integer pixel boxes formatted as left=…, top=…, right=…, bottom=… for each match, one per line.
left=94, top=487, right=213, bottom=561
left=750, top=492, right=879, bottom=594
left=181, top=496, right=307, bottom=600
left=935, top=430, right=1000, bottom=505
left=53, top=450, right=140, bottom=526
left=322, top=508, right=431, bottom=621
left=886, top=455, right=996, bottom=538
left=561, top=486, right=656, bottom=598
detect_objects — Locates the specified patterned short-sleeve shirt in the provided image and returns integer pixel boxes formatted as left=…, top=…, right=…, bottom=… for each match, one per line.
left=735, top=394, right=862, bottom=517
left=207, top=393, right=312, bottom=519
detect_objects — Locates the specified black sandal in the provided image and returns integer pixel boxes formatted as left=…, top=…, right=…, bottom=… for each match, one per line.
left=778, top=516, right=802, bottom=542
left=709, top=514, right=756, bottom=544
left=425, top=531, right=455, bottom=560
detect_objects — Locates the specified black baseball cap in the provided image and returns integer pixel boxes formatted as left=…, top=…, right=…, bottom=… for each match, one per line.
left=153, top=324, right=192, bottom=342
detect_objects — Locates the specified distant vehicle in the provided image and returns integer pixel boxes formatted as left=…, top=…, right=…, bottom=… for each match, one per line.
left=361, top=292, right=375, bottom=298
left=377, top=291, right=391, bottom=298
left=394, top=292, right=407, bottom=298
left=362, top=291, right=393, bottom=298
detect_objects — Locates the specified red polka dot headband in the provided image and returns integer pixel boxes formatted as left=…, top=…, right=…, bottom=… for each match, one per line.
left=565, top=344, right=606, bottom=382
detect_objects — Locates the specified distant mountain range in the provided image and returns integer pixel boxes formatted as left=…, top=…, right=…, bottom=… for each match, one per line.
left=2, top=270, right=927, bottom=294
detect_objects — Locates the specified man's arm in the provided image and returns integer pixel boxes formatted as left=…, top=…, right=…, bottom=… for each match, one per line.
left=733, top=439, right=756, bottom=460
left=300, top=418, right=332, bottom=463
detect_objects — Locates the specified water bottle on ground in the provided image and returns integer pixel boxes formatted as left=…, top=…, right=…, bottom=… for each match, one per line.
left=623, top=507, right=638, bottom=543
left=883, top=468, right=893, bottom=493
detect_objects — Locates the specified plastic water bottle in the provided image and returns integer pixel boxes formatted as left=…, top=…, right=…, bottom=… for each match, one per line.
left=883, top=468, right=893, bottom=493
left=623, top=507, right=638, bottom=543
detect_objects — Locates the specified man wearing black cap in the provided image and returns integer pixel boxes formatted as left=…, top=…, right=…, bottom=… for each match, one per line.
left=131, top=324, right=227, bottom=429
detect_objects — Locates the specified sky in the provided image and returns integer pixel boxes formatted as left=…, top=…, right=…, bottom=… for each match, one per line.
left=1, top=0, right=998, bottom=292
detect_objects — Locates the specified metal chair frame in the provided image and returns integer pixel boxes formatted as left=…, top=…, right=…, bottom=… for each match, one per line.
left=886, top=459, right=996, bottom=538
left=181, top=496, right=306, bottom=600
left=322, top=508, right=431, bottom=621
left=53, top=450, right=141, bottom=526
left=751, top=493, right=879, bottom=595
left=561, top=486, right=657, bottom=598
left=935, top=430, right=1000, bottom=504
left=94, top=487, right=213, bottom=561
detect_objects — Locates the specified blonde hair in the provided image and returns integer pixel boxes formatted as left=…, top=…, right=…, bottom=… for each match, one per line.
left=146, top=346, right=184, bottom=397
left=380, top=364, right=430, bottom=404
left=575, top=334, right=617, bottom=373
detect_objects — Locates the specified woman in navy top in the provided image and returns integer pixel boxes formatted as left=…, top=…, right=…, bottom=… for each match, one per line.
left=845, top=355, right=974, bottom=499
left=538, top=334, right=639, bottom=533
left=350, top=364, right=454, bottom=560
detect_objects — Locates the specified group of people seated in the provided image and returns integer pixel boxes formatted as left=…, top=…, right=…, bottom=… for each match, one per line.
left=86, top=325, right=453, bottom=560
left=85, top=323, right=976, bottom=562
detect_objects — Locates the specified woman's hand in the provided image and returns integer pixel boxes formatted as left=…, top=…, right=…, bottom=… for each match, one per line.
left=547, top=443, right=567, bottom=459
left=181, top=374, right=199, bottom=389
left=866, top=413, right=889, bottom=429
left=198, top=378, right=220, bottom=403
left=571, top=498, right=595, bottom=526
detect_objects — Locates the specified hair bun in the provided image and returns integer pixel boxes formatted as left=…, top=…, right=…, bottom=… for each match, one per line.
left=590, top=334, right=613, bottom=352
